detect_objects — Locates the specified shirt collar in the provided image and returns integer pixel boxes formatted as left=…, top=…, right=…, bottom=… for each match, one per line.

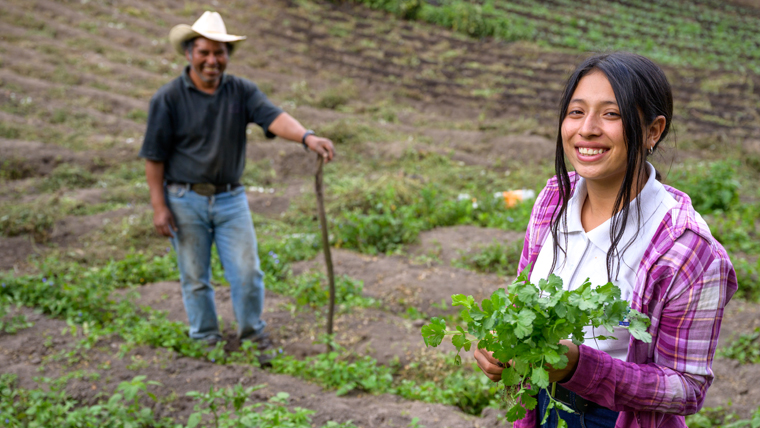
left=584, top=162, right=666, bottom=251
left=181, top=65, right=229, bottom=91
left=566, top=179, right=587, bottom=234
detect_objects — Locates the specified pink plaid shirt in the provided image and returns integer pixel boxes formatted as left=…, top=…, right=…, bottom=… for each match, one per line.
left=514, top=173, right=737, bottom=428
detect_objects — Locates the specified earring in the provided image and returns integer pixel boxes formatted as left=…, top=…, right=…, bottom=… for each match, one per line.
left=647, top=147, right=654, bottom=155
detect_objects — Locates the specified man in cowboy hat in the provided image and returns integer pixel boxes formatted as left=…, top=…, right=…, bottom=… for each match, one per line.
left=139, top=11, right=335, bottom=355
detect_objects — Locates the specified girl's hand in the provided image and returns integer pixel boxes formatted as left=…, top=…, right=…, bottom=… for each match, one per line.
left=474, top=347, right=507, bottom=382
left=475, top=340, right=580, bottom=384
left=547, top=340, right=580, bottom=383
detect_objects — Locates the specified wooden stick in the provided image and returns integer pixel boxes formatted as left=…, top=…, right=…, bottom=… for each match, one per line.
left=314, top=155, right=336, bottom=351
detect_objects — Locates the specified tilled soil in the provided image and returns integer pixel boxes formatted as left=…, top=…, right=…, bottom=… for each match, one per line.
left=0, top=307, right=501, bottom=427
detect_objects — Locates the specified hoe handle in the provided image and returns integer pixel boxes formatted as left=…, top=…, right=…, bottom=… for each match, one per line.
left=315, top=155, right=336, bottom=351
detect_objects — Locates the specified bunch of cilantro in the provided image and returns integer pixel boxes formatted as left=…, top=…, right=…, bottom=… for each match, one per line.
left=420, top=268, right=652, bottom=426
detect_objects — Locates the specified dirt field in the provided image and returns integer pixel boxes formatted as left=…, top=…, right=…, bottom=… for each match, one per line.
left=2, top=0, right=760, bottom=425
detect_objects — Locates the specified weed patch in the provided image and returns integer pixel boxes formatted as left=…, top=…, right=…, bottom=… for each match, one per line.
left=0, top=372, right=357, bottom=428
left=718, top=328, right=760, bottom=365
left=454, top=239, right=523, bottom=277
left=0, top=157, right=35, bottom=180
left=667, top=161, right=740, bottom=214
left=39, top=164, right=96, bottom=192
left=315, top=120, right=389, bottom=146
left=0, top=199, right=57, bottom=241
left=0, top=298, right=33, bottom=334
left=271, top=347, right=499, bottom=415
left=685, top=405, right=760, bottom=428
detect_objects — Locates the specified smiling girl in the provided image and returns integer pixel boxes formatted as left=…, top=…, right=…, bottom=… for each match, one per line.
left=474, top=52, right=737, bottom=428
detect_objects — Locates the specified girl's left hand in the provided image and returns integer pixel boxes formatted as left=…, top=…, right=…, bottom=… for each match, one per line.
left=547, top=340, right=581, bottom=383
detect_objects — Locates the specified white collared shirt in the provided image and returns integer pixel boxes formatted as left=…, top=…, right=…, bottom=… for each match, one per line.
left=529, top=163, right=678, bottom=360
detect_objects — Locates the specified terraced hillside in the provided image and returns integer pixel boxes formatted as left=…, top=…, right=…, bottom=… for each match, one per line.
left=2, top=0, right=760, bottom=426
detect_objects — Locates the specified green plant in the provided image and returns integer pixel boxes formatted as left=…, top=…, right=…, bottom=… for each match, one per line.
left=38, top=164, right=96, bottom=192
left=126, top=108, right=149, bottom=122
left=733, top=257, right=760, bottom=302
left=0, top=373, right=174, bottom=427
left=240, top=159, right=276, bottom=186
left=315, top=120, right=386, bottom=146
left=271, top=350, right=395, bottom=396
left=718, top=328, right=760, bottom=365
left=0, top=298, right=34, bottom=334
left=421, top=269, right=651, bottom=425
left=0, top=199, right=57, bottom=241
left=685, top=405, right=760, bottom=428
left=454, top=239, right=523, bottom=277
left=0, top=157, right=34, bottom=180
left=667, top=161, right=740, bottom=214
left=315, top=82, right=357, bottom=110
left=186, top=385, right=358, bottom=428
left=275, top=271, right=377, bottom=309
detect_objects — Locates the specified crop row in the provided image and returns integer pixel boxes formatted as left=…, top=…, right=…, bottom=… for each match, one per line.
left=353, top=0, right=760, bottom=72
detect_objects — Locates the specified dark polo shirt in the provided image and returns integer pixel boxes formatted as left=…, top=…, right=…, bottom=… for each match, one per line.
left=139, top=67, right=283, bottom=185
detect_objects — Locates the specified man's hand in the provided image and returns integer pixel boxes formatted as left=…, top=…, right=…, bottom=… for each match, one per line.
left=153, top=205, right=177, bottom=237
left=305, top=135, right=335, bottom=163
left=474, top=347, right=507, bottom=382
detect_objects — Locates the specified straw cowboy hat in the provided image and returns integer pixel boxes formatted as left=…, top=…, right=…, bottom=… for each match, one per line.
left=169, top=11, right=246, bottom=56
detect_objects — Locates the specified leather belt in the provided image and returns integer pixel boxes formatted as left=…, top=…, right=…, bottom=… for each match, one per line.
left=552, top=384, right=596, bottom=412
left=167, top=182, right=241, bottom=197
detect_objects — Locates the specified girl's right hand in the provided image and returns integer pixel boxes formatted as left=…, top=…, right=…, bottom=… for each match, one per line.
left=474, top=347, right=506, bottom=382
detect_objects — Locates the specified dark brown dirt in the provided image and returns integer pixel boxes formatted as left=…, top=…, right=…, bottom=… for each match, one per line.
left=407, top=225, right=525, bottom=267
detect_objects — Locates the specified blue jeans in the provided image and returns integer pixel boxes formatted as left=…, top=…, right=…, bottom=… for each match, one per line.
left=537, top=387, right=619, bottom=428
left=166, top=184, right=266, bottom=342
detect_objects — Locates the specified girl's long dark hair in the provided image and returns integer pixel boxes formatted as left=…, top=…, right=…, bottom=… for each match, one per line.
left=550, top=52, right=673, bottom=281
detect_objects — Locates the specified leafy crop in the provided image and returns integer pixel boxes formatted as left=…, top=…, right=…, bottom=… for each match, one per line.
left=421, top=268, right=651, bottom=425
left=353, top=0, right=760, bottom=73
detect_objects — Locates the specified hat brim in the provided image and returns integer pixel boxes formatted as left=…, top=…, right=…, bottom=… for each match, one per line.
left=169, top=24, right=246, bottom=56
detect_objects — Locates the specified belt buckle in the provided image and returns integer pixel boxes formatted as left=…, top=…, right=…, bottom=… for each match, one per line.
left=192, top=183, right=216, bottom=196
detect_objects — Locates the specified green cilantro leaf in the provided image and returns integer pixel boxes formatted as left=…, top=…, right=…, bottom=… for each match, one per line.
left=513, top=309, right=536, bottom=338
left=452, top=294, right=475, bottom=309
left=506, top=403, right=527, bottom=422
left=501, top=366, right=521, bottom=386
left=531, top=366, right=550, bottom=389
left=420, top=317, right=446, bottom=347
left=628, top=318, right=653, bottom=343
